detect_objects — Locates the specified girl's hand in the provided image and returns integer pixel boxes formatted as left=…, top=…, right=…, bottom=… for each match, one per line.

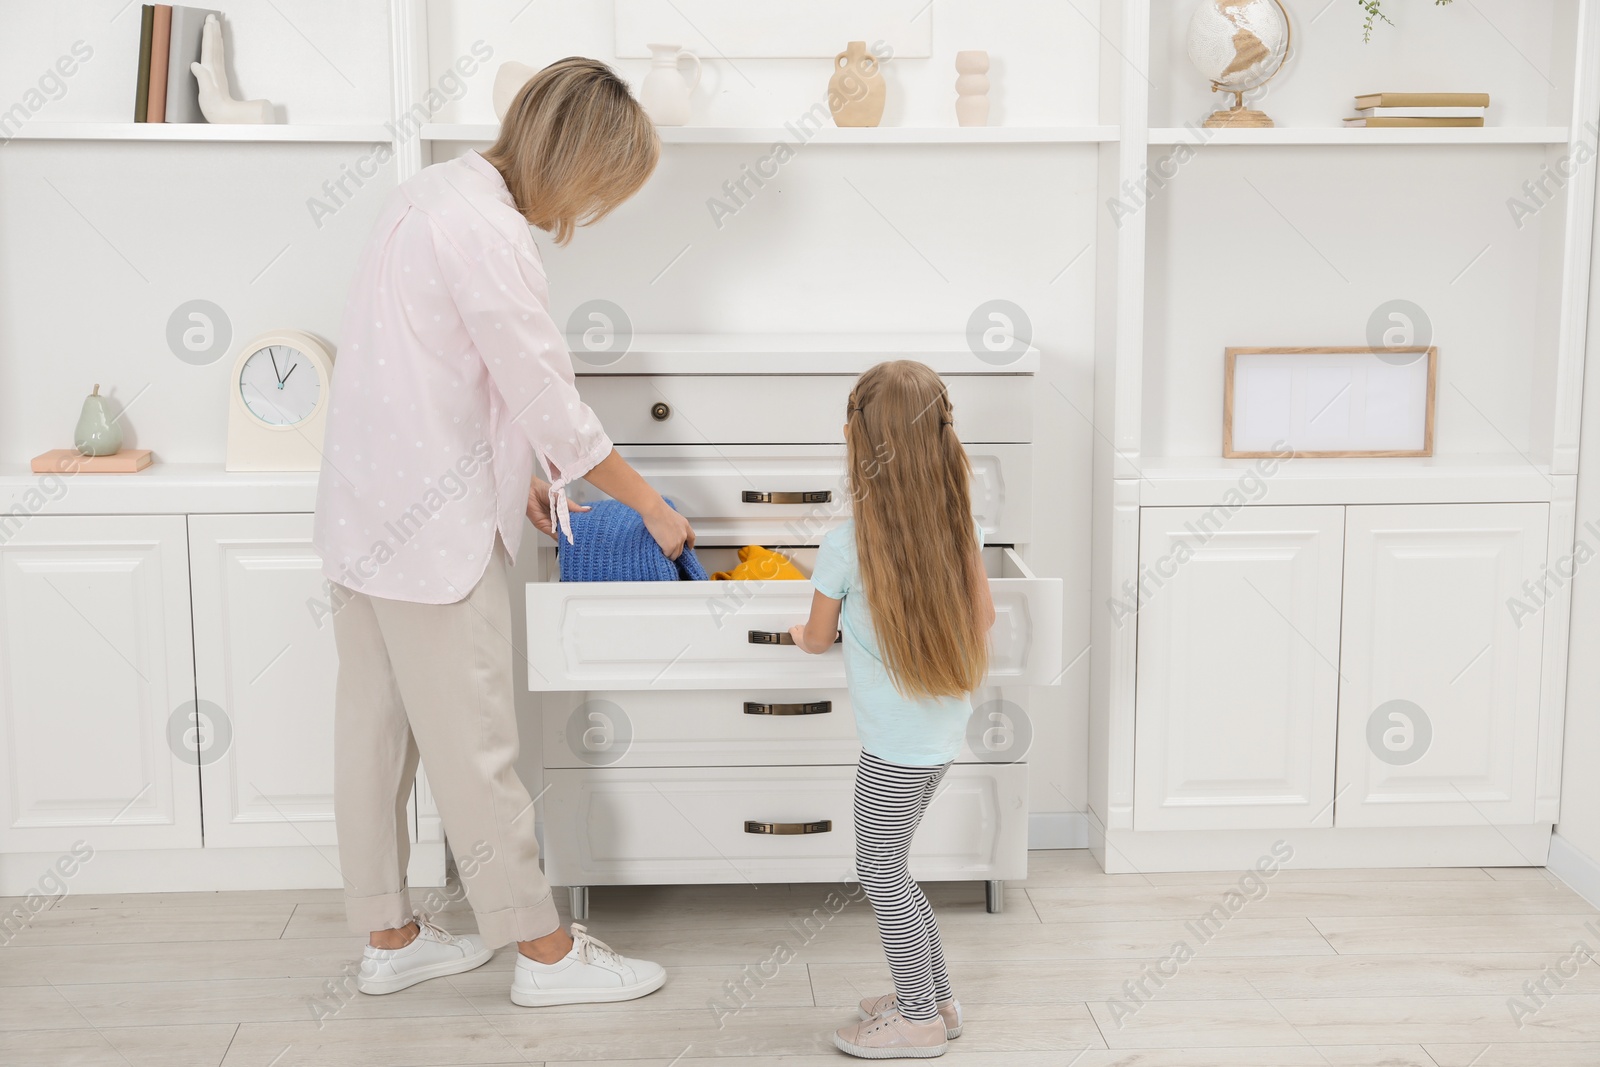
left=643, top=497, right=695, bottom=559
left=526, top=478, right=590, bottom=540
left=791, top=590, right=843, bottom=654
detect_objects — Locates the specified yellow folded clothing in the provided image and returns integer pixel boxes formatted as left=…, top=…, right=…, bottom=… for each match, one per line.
left=711, top=545, right=807, bottom=581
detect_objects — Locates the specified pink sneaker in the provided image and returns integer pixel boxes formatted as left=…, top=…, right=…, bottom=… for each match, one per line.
left=834, top=1008, right=949, bottom=1059
left=859, top=993, right=963, bottom=1038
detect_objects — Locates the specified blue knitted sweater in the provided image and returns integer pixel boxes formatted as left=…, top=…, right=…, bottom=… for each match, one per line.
left=557, top=499, right=708, bottom=582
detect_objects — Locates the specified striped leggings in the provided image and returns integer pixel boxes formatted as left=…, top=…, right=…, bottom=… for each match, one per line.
left=853, top=751, right=955, bottom=1023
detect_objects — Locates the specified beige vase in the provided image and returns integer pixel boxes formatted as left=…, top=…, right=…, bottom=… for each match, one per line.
left=828, top=41, right=885, bottom=127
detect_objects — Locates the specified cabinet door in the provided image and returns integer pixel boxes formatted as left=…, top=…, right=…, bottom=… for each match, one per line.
left=1337, top=503, right=1548, bottom=827
left=0, top=516, right=199, bottom=852
left=188, top=514, right=338, bottom=848
left=1134, top=506, right=1344, bottom=830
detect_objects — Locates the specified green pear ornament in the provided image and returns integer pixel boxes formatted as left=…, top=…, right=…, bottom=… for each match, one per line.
left=74, top=384, right=122, bottom=457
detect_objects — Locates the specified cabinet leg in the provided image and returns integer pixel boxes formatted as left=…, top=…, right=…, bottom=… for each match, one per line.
left=569, top=885, right=589, bottom=921
left=984, top=880, right=1004, bottom=914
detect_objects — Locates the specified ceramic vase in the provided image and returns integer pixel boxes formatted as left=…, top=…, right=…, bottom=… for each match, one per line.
left=955, top=51, right=990, bottom=127
left=74, top=384, right=122, bottom=457
left=639, top=43, right=701, bottom=126
left=828, top=41, right=886, bottom=127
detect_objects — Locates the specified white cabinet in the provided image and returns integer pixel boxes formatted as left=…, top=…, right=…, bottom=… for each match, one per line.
left=1336, top=503, right=1549, bottom=827
left=1133, top=501, right=1551, bottom=837
left=1134, top=506, right=1344, bottom=830
left=534, top=361, right=1060, bottom=911
left=0, top=516, right=199, bottom=853
left=188, top=514, right=339, bottom=848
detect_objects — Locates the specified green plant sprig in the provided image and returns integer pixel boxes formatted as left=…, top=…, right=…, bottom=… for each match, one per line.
left=1360, top=0, right=1454, bottom=43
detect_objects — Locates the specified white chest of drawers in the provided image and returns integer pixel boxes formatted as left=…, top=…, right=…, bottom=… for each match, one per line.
left=526, top=336, right=1062, bottom=916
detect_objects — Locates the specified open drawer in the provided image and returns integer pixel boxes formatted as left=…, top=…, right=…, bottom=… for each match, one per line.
left=525, top=546, right=1063, bottom=692
left=567, top=444, right=1032, bottom=546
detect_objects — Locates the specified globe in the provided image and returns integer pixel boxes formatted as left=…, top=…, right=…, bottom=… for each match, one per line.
left=1186, top=0, right=1291, bottom=128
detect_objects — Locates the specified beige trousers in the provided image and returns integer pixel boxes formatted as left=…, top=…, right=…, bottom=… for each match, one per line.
left=331, top=540, right=561, bottom=949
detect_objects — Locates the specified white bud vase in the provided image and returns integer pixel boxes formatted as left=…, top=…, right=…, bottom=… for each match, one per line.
left=640, top=43, right=701, bottom=126
left=955, top=50, right=990, bottom=127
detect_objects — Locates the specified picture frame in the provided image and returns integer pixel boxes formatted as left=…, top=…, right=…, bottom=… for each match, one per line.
left=1223, top=346, right=1437, bottom=459
left=613, top=0, right=933, bottom=58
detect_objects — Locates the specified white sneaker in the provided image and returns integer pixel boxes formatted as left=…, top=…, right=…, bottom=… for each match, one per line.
left=356, top=915, right=492, bottom=996
left=510, top=923, right=666, bottom=1007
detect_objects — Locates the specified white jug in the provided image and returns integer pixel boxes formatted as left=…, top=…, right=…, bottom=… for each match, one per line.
left=640, top=43, right=701, bottom=126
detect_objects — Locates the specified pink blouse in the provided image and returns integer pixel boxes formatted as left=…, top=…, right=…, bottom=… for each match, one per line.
left=312, top=151, right=613, bottom=604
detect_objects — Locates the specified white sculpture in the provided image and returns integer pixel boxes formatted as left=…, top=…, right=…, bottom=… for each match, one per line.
left=955, top=51, right=990, bottom=127
left=191, top=14, right=274, bottom=124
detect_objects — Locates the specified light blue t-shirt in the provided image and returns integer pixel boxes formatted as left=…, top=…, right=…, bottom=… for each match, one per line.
left=810, top=519, right=981, bottom=767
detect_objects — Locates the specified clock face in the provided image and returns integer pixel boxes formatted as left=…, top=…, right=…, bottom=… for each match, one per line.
left=239, top=344, right=321, bottom=427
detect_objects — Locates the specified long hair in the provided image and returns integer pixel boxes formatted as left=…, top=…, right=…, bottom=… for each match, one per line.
left=845, top=360, right=988, bottom=700
left=483, top=57, right=660, bottom=245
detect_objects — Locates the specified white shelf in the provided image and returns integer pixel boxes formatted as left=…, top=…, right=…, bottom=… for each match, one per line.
left=0, top=463, right=319, bottom=514
left=6, top=122, right=394, bottom=143
left=569, top=333, right=1039, bottom=375
left=1147, top=126, right=1571, bottom=146
left=422, top=123, right=1117, bottom=144
left=1135, top=455, right=1559, bottom=507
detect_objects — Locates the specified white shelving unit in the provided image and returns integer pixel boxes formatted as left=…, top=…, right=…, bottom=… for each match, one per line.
left=1088, top=0, right=1600, bottom=872
left=6, top=122, right=394, bottom=143
left=3, top=0, right=1598, bottom=890
left=421, top=122, right=1119, bottom=144
left=1146, top=126, right=1573, bottom=145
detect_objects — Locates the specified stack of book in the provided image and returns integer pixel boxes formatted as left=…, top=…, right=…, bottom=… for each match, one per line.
left=133, top=5, right=221, bottom=123
left=1343, top=92, right=1489, bottom=128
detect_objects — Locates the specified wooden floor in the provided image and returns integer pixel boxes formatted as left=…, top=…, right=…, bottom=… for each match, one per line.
left=3, top=851, right=1600, bottom=1066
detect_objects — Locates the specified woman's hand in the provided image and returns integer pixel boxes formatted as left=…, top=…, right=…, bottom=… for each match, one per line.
left=642, top=497, right=695, bottom=559
left=526, top=478, right=590, bottom=540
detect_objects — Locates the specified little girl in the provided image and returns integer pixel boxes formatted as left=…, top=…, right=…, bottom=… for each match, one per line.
left=789, top=360, right=996, bottom=1060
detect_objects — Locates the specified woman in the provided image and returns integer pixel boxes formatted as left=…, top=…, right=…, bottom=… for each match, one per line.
left=312, top=58, right=692, bottom=1007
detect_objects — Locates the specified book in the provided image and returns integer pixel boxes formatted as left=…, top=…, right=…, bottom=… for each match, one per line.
left=1343, top=116, right=1486, bottom=127
left=1354, top=92, right=1491, bottom=109
left=146, top=5, right=172, bottom=124
left=1354, top=105, right=1485, bottom=118
left=165, top=6, right=223, bottom=123
left=134, top=5, right=154, bottom=122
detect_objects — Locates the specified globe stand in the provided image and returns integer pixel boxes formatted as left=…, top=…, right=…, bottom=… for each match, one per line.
left=1204, top=90, right=1274, bottom=129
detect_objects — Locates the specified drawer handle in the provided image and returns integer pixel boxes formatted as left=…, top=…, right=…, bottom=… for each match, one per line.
left=748, top=630, right=842, bottom=645
left=745, top=820, right=832, bottom=835
left=744, top=700, right=833, bottom=716
left=742, top=490, right=833, bottom=504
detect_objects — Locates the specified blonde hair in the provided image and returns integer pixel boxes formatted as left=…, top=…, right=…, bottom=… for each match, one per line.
left=483, top=57, right=660, bottom=245
left=845, top=360, right=988, bottom=700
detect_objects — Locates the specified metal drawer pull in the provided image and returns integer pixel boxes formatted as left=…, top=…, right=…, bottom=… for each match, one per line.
left=742, top=490, right=832, bottom=504
left=745, top=820, right=832, bottom=835
left=744, top=700, right=832, bottom=716
left=748, top=630, right=842, bottom=645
